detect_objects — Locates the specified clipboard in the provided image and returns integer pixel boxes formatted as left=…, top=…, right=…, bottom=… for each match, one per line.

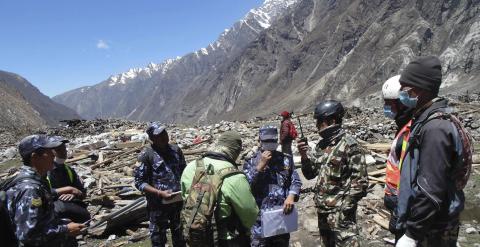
left=162, top=191, right=182, bottom=204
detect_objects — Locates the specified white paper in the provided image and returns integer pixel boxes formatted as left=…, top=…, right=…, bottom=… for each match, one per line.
left=261, top=206, right=298, bottom=238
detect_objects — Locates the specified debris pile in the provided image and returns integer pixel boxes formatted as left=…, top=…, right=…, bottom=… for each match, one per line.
left=0, top=93, right=479, bottom=246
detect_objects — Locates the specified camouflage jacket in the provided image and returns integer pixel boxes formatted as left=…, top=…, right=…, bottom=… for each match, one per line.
left=134, top=144, right=186, bottom=210
left=301, top=133, right=368, bottom=213
left=6, top=165, right=68, bottom=246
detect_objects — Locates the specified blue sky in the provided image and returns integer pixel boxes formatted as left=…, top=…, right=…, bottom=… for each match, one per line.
left=0, top=0, right=263, bottom=97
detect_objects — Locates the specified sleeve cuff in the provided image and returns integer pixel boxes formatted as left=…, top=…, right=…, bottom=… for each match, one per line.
left=405, top=228, right=420, bottom=240
left=139, top=183, right=149, bottom=192
left=60, top=224, right=69, bottom=233
left=289, top=190, right=299, bottom=196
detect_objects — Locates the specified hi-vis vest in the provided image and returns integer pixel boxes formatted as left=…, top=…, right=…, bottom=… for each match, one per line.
left=384, top=120, right=412, bottom=196
left=46, top=164, right=74, bottom=189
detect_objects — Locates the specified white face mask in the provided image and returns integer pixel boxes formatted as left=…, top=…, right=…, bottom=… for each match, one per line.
left=54, top=157, right=66, bottom=164
left=261, top=142, right=279, bottom=151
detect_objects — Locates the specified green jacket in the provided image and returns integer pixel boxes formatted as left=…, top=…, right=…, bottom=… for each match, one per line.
left=181, top=156, right=259, bottom=240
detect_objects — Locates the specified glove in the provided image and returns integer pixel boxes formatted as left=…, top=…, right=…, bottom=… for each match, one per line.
left=396, top=234, right=417, bottom=247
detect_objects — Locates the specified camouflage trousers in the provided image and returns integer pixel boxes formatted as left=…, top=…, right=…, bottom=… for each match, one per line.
left=149, top=202, right=185, bottom=247
left=317, top=208, right=361, bottom=247
left=416, top=224, right=459, bottom=247
left=251, top=233, right=289, bottom=247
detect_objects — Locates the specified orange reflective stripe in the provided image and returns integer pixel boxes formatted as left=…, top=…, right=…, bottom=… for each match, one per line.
left=397, top=120, right=412, bottom=190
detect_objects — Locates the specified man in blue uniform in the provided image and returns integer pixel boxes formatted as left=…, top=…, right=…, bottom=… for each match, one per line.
left=5, top=134, right=85, bottom=247
left=134, top=123, right=186, bottom=247
left=243, top=125, right=302, bottom=247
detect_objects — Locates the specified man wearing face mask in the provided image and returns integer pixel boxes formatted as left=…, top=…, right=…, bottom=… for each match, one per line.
left=395, top=56, right=473, bottom=247
left=243, top=125, right=302, bottom=247
left=381, top=76, right=413, bottom=240
left=47, top=136, right=91, bottom=224
left=134, top=123, right=186, bottom=247
left=297, top=100, right=368, bottom=247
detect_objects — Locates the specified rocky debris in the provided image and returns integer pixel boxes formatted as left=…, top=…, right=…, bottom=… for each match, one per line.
left=0, top=93, right=479, bottom=246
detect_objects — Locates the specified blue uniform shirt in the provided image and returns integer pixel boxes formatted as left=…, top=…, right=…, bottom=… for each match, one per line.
left=6, top=165, right=68, bottom=246
left=134, top=144, right=186, bottom=210
left=243, top=151, right=302, bottom=237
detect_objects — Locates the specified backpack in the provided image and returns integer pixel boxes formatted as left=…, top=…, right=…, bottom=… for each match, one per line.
left=289, top=122, right=298, bottom=140
left=410, top=111, right=474, bottom=190
left=181, top=158, right=242, bottom=246
left=0, top=174, right=40, bottom=247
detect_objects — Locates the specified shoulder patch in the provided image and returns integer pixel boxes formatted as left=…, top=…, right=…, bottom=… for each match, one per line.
left=31, top=197, right=43, bottom=207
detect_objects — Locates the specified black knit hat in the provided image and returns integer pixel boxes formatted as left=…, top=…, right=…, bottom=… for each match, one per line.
left=399, top=56, right=442, bottom=96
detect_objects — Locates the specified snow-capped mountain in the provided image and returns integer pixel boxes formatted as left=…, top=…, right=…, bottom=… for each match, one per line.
left=58, top=0, right=298, bottom=108
left=54, top=0, right=480, bottom=123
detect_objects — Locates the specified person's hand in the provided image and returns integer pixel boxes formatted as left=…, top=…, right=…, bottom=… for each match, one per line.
left=57, top=186, right=82, bottom=196
left=297, top=141, right=309, bottom=158
left=256, top=151, right=272, bottom=172
left=396, top=234, right=417, bottom=247
left=156, top=190, right=172, bottom=199
left=66, top=222, right=86, bottom=236
left=283, top=194, right=295, bottom=214
left=59, top=194, right=75, bottom=201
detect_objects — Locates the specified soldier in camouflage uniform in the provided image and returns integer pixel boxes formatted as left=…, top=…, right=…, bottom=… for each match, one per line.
left=243, top=125, right=302, bottom=247
left=134, top=123, right=186, bottom=247
left=5, top=135, right=85, bottom=247
left=297, top=100, right=368, bottom=247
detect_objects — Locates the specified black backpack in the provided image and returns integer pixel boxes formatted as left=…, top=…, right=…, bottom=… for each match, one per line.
left=0, top=174, right=39, bottom=247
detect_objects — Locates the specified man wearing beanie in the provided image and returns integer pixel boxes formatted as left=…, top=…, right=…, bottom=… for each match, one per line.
left=395, top=56, right=473, bottom=247
left=181, top=131, right=259, bottom=247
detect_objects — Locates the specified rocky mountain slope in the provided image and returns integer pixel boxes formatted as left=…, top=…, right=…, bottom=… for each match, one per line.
left=0, top=70, right=80, bottom=129
left=54, top=0, right=480, bottom=123
left=0, top=78, right=45, bottom=132
left=53, top=0, right=298, bottom=120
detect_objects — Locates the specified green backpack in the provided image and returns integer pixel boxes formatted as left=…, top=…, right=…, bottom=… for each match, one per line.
left=181, top=158, right=242, bottom=247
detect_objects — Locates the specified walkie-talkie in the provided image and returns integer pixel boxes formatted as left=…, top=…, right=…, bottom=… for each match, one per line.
left=296, top=115, right=307, bottom=143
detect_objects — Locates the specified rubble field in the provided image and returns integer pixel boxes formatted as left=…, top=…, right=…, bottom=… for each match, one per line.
left=1, top=93, right=479, bottom=247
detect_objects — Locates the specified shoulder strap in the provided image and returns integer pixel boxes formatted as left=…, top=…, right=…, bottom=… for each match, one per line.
left=216, top=166, right=242, bottom=181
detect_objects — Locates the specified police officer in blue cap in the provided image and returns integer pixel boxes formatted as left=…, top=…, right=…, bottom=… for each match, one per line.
left=243, top=125, right=302, bottom=247
left=5, top=134, right=85, bottom=247
left=134, top=123, right=186, bottom=247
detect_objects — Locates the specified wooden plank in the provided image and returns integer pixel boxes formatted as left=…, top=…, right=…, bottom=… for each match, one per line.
left=368, top=176, right=385, bottom=183
left=368, top=169, right=386, bottom=176
left=372, top=215, right=389, bottom=229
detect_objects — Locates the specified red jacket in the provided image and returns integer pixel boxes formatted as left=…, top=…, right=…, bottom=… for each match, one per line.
left=280, top=119, right=294, bottom=143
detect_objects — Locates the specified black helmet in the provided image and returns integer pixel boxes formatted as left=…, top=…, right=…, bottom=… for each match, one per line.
left=314, top=100, right=345, bottom=121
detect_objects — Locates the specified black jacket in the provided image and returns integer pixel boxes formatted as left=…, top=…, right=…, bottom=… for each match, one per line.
left=404, top=98, right=462, bottom=239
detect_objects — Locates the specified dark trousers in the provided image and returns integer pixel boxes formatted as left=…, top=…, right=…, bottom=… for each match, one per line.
left=54, top=200, right=90, bottom=223
left=149, top=202, right=185, bottom=247
left=318, top=209, right=360, bottom=247
left=251, top=233, right=289, bottom=247
left=418, top=225, right=459, bottom=247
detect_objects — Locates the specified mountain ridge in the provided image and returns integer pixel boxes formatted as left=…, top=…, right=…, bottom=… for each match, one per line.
left=54, top=0, right=480, bottom=123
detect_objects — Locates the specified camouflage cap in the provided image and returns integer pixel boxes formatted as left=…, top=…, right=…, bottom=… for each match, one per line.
left=146, top=122, right=167, bottom=136
left=18, top=135, right=63, bottom=159
left=259, top=125, right=278, bottom=141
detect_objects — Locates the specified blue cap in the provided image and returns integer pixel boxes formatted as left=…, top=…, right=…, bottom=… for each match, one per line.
left=18, top=135, right=63, bottom=159
left=146, top=122, right=166, bottom=136
left=49, top=136, right=69, bottom=144
left=259, top=125, right=278, bottom=141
